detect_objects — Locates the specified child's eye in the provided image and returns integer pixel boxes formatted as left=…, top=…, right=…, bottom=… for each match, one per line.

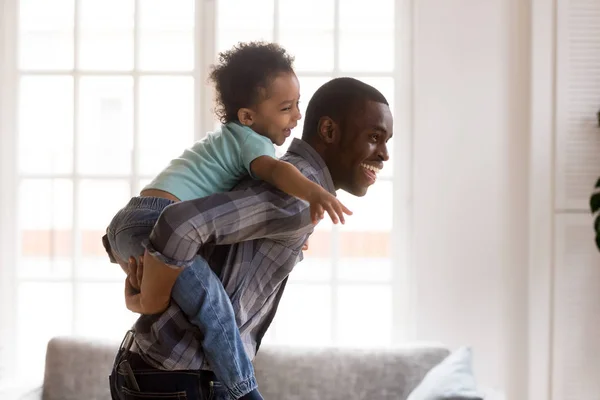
left=281, top=106, right=292, bottom=111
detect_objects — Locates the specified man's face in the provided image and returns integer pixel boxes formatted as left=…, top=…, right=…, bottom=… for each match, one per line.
left=330, top=101, right=393, bottom=197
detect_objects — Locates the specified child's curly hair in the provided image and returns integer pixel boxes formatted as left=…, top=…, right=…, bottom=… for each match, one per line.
left=208, top=41, right=295, bottom=124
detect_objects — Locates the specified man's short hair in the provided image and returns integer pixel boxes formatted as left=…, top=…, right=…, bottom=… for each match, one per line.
left=301, top=77, right=389, bottom=140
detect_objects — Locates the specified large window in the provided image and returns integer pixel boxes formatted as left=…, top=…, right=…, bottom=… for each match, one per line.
left=0, top=0, right=410, bottom=386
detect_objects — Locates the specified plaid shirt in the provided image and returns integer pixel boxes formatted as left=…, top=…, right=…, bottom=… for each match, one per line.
left=131, top=138, right=336, bottom=370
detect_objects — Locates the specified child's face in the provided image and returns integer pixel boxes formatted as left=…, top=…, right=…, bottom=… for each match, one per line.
left=246, top=72, right=302, bottom=146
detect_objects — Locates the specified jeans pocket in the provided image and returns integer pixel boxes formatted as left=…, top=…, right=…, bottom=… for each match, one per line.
left=121, top=386, right=188, bottom=400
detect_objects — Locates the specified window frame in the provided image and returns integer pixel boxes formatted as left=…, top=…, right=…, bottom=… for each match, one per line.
left=0, top=0, right=415, bottom=383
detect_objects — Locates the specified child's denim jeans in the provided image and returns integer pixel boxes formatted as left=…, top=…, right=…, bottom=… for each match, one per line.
left=103, top=196, right=258, bottom=399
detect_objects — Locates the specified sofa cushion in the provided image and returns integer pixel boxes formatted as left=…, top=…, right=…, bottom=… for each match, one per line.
left=41, top=336, right=117, bottom=400
left=406, top=346, right=482, bottom=400
left=253, top=344, right=451, bottom=400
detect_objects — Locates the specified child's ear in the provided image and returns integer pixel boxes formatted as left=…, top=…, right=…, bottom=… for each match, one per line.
left=237, top=108, right=254, bottom=126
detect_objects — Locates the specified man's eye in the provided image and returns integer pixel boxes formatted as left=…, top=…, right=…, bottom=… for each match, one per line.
left=370, top=133, right=379, bottom=141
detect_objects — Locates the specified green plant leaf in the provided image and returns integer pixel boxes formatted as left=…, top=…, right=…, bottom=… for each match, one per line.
left=591, top=177, right=600, bottom=214
left=592, top=191, right=600, bottom=214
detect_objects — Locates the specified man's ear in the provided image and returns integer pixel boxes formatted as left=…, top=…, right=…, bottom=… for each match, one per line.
left=237, top=108, right=254, bottom=126
left=317, top=117, right=338, bottom=144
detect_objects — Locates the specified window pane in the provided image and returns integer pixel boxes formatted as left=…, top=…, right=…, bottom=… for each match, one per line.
left=79, top=0, right=134, bottom=70
left=139, top=0, right=194, bottom=71
left=337, top=284, right=392, bottom=346
left=18, top=179, right=73, bottom=279
left=336, top=181, right=393, bottom=282
left=278, top=0, right=334, bottom=72
left=137, top=178, right=153, bottom=194
left=19, top=0, right=74, bottom=70
left=338, top=179, right=393, bottom=232
left=138, top=77, right=194, bottom=175
left=337, top=257, right=391, bottom=283
left=339, top=0, right=394, bottom=72
left=78, top=180, right=131, bottom=279
left=358, top=77, right=395, bottom=178
left=78, top=77, right=134, bottom=175
left=271, top=283, right=332, bottom=346
left=16, top=282, right=73, bottom=383
left=216, top=0, right=273, bottom=53
left=75, top=283, right=139, bottom=339
left=19, top=76, right=73, bottom=174
left=289, top=256, right=332, bottom=283
left=276, top=76, right=331, bottom=157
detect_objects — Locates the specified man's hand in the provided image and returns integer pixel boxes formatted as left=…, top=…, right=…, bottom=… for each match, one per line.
left=124, top=256, right=144, bottom=314
left=127, top=256, right=143, bottom=292
left=308, top=188, right=352, bottom=225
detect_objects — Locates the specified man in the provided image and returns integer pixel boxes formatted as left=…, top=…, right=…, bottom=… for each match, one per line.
left=110, top=77, right=393, bottom=400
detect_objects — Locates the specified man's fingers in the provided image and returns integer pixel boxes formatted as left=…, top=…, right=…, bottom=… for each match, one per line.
left=137, top=256, right=144, bottom=285
left=128, top=256, right=137, bottom=273
left=125, top=275, right=137, bottom=296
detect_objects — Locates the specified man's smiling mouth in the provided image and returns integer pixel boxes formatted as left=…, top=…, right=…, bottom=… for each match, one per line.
left=360, top=163, right=381, bottom=184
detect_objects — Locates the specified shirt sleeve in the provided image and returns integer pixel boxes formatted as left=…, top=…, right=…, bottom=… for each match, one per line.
left=145, top=180, right=315, bottom=267
left=240, top=132, right=277, bottom=177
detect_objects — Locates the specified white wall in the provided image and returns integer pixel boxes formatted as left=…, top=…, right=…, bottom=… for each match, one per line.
left=411, top=0, right=531, bottom=398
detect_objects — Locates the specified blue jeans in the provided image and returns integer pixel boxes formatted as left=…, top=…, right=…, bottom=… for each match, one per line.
left=109, top=331, right=229, bottom=400
left=103, top=197, right=258, bottom=399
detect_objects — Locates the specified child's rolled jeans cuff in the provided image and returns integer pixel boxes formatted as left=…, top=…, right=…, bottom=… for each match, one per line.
left=143, top=240, right=195, bottom=269
left=229, top=376, right=258, bottom=399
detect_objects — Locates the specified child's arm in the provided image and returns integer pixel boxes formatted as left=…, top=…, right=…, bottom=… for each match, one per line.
left=250, top=156, right=352, bottom=224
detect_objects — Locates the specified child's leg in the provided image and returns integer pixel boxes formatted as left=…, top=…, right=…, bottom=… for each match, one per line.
left=104, top=197, right=175, bottom=267
left=106, top=197, right=262, bottom=399
left=171, top=259, right=263, bottom=400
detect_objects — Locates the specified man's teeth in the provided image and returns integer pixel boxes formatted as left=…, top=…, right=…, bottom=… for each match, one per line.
left=360, top=163, right=381, bottom=174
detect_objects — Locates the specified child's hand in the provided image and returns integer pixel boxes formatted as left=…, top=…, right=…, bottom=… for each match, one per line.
left=309, top=189, right=352, bottom=224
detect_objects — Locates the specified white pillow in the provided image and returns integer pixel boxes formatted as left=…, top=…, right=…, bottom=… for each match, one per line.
left=407, top=346, right=483, bottom=400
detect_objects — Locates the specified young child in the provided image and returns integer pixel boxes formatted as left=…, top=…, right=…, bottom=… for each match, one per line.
left=103, top=42, right=350, bottom=400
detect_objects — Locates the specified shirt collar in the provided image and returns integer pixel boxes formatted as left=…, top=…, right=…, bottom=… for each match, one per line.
left=286, top=138, right=336, bottom=194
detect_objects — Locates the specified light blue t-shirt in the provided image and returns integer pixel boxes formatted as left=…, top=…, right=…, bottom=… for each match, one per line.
left=143, top=122, right=276, bottom=202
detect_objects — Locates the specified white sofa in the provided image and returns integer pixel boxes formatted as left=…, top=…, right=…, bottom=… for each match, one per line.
left=10, top=336, right=474, bottom=400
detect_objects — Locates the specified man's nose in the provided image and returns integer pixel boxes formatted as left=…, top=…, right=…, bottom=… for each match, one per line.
left=378, top=143, right=390, bottom=162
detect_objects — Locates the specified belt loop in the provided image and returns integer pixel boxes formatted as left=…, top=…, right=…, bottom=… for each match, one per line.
left=115, top=330, right=136, bottom=366
left=120, top=329, right=136, bottom=352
